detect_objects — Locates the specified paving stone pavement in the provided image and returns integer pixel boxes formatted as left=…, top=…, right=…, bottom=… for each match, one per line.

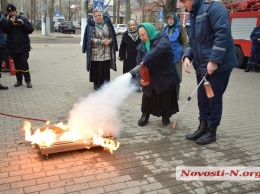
left=0, top=33, right=260, bottom=194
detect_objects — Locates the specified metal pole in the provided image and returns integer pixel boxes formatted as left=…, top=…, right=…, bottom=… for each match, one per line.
left=80, top=0, right=88, bottom=46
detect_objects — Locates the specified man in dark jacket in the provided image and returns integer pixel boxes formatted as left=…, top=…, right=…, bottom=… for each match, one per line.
left=0, top=11, right=8, bottom=90
left=4, top=3, right=34, bottom=88
left=245, top=26, right=260, bottom=72
left=181, top=0, right=238, bottom=145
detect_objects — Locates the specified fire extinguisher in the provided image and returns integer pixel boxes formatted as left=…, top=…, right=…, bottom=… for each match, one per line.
left=9, top=57, right=16, bottom=76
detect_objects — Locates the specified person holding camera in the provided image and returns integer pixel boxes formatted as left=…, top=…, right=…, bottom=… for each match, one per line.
left=3, top=3, right=34, bottom=88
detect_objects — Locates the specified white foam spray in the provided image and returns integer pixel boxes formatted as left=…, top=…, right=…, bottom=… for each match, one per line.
left=67, top=73, right=136, bottom=139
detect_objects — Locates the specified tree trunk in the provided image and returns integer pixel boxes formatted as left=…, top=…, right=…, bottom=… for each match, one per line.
left=113, top=0, right=116, bottom=23
left=117, top=0, right=120, bottom=24
left=165, top=0, right=177, bottom=16
left=1, top=0, right=8, bottom=14
left=30, top=0, right=34, bottom=27
left=142, top=3, right=145, bottom=22
left=49, top=0, right=55, bottom=32
left=125, top=0, right=130, bottom=23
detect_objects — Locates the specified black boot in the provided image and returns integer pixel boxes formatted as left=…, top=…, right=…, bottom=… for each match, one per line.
left=196, top=125, right=217, bottom=145
left=162, top=116, right=170, bottom=126
left=186, top=120, right=208, bottom=141
left=244, top=63, right=252, bottom=72
left=0, top=84, right=8, bottom=90
left=14, top=82, right=22, bottom=87
left=26, top=82, right=32, bottom=88
left=138, top=113, right=150, bottom=126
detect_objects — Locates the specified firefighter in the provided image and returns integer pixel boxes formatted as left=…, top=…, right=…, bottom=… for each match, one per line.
left=180, top=0, right=238, bottom=145
left=3, top=3, right=34, bottom=88
left=245, top=25, right=260, bottom=72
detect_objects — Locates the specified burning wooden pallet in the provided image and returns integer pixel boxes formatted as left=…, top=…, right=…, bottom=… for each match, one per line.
left=23, top=121, right=119, bottom=159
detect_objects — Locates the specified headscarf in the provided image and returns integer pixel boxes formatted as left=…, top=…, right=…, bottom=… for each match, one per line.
left=137, top=22, right=159, bottom=52
left=127, top=19, right=139, bottom=41
left=165, top=12, right=181, bottom=42
left=166, top=12, right=181, bottom=30
left=93, top=9, right=104, bottom=28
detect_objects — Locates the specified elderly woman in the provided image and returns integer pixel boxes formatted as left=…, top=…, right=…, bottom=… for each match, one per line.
left=119, top=19, right=141, bottom=74
left=82, top=10, right=118, bottom=90
left=136, top=23, right=180, bottom=126
left=163, top=12, right=188, bottom=99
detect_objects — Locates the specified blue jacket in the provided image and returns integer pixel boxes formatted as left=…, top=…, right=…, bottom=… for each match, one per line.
left=0, top=13, right=8, bottom=49
left=183, top=0, right=238, bottom=75
left=250, top=26, right=260, bottom=45
left=136, top=32, right=180, bottom=97
left=82, top=15, right=118, bottom=72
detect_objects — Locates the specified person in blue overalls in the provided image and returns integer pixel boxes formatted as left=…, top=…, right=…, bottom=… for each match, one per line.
left=180, top=0, right=238, bottom=145
left=163, top=12, right=188, bottom=99
left=244, top=26, right=260, bottom=72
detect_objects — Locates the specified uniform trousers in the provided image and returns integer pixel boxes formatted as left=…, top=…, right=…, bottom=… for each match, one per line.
left=196, top=69, right=232, bottom=126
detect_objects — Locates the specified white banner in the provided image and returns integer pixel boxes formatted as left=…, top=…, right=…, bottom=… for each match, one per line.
left=176, top=166, right=260, bottom=181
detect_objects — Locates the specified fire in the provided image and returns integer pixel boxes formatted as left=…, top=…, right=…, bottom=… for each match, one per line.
left=22, top=120, right=120, bottom=153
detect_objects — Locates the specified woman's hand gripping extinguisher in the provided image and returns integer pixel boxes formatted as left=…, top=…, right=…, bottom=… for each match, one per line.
left=9, top=57, right=16, bottom=76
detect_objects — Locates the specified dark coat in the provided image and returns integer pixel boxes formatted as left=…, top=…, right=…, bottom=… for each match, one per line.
left=0, top=13, right=8, bottom=49
left=250, top=26, right=260, bottom=45
left=136, top=32, right=180, bottom=97
left=3, top=15, right=34, bottom=53
left=183, top=0, right=238, bottom=75
left=82, top=15, right=118, bottom=72
left=119, top=31, right=141, bottom=73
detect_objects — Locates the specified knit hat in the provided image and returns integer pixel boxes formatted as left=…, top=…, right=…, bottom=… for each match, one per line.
left=6, top=3, right=16, bottom=12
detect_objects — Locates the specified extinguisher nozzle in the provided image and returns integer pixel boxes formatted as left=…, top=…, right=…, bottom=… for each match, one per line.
left=172, top=121, right=177, bottom=129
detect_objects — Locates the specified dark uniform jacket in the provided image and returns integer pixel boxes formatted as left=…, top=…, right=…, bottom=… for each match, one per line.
left=136, top=32, right=180, bottom=97
left=3, top=15, right=34, bottom=53
left=119, top=31, right=141, bottom=73
left=0, top=13, right=8, bottom=49
left=250, top=26, right=260, bottom=44
left=82, top=15, right=118, bottom=72
left=183, top=0, right=238, bottom=75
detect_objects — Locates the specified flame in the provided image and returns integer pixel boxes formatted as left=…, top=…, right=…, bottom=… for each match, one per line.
left=22, top=120, right=120, bottom=153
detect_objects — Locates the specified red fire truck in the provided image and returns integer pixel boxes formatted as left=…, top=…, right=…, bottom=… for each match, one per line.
left=224, top=0, right=260, bottom=68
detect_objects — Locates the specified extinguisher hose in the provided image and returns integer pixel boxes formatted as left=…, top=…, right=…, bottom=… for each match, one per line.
left=0, top=111, right=52, bottom=123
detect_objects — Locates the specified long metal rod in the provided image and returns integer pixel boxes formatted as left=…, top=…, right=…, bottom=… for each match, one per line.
left=172, top=74, right=207, bottom=129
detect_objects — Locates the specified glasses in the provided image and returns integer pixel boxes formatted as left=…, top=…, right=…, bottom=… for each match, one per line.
left=139, top=33, right=147, bottom=38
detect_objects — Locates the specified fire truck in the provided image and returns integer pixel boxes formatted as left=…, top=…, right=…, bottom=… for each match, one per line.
left=224, top=0, right=260, bottom=68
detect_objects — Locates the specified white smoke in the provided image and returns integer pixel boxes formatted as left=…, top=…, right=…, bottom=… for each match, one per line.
left=67, top=73, right=136, bottom=139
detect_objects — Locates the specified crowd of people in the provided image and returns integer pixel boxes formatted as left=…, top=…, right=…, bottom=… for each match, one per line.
left=81, top=0, right=241, bottom=145
left=1, top=0, right=251, bottom=145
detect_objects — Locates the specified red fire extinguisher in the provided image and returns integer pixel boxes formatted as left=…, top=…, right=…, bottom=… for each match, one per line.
left=9, top=57, right=16, bottom=76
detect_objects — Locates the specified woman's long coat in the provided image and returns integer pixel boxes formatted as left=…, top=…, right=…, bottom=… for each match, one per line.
left=119, top=31, right=141, bottom=73
left=82, top=15, right=118, bottom=72
left=136, top=32, right=180, bottom=97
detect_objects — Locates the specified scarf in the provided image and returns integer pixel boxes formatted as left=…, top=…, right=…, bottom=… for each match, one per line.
left=166, top=12, right=181, bottom=30
left=137, top=22, right=159, bottom=52
left=127, top=19, right=139, bottom=41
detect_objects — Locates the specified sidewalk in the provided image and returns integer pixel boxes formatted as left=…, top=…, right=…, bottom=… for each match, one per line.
left=0, top=40, right=260, bottom=193
left=29, top=30, right=79, bottom=38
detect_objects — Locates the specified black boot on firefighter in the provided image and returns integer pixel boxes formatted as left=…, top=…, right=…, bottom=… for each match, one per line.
left=244, top=63, right=253, bottom=72
left=26, top=82, right=32, bottom=88
left=186, top=120, right=208, bottom=141
left=14, top=71, right=23, bottom=87
left=0, top=84, right=8, bottom=90
left=196, top=125, right=217, bottom=145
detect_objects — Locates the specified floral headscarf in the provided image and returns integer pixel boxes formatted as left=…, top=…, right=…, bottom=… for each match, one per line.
left=137, top=22, right=159, bottom=52
left=127, top=19, right=139, bottom=41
